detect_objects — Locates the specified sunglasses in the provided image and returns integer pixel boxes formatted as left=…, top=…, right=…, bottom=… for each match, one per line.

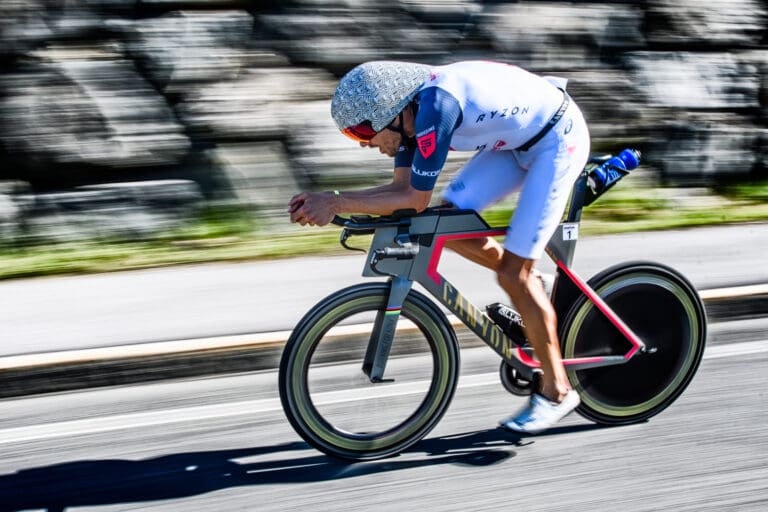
left=341, top=120, right=378, bottom=143
left=341, top=113, right=406, bottom=143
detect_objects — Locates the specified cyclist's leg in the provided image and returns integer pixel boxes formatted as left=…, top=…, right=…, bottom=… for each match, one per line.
left=442, top=150, right=524, bottom=271
left=499, top=103, right=589, bottom=433
left=497, top=252, right=569, bottom=399
left=442, top=144, right=577, bottom=406
left=497, top=251, right=581, bottom=434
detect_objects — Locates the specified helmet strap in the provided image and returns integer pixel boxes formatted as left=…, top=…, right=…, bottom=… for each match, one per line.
left=384, top=111, right=407, bottom=137
left=384, top=108, right=416, bottom=152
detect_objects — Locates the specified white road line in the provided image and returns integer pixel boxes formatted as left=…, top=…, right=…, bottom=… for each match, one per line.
left=0, top=340, right=765, bottom=446
left=702, top=340, right=767, bottom=359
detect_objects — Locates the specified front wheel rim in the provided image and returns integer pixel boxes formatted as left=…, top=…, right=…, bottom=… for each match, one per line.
left=284, top=292, right=457, bottom=456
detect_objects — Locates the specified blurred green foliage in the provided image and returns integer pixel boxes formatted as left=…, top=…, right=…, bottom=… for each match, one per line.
left=1, top=182, right=766, bottom=281
left=716, top=181, right=768, bottom=203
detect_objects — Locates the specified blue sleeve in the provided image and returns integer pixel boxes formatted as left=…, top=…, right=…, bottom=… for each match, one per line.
left=409, top=87, right=462, bottom=191
left=394, top=142, right=415, bottom=168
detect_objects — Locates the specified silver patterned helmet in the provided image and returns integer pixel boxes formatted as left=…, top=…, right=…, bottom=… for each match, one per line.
left=331, top=61, right=431, bottom=140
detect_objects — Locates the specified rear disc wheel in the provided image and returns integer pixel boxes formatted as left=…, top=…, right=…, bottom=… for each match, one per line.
left=560, top=262, right=706, bottom=425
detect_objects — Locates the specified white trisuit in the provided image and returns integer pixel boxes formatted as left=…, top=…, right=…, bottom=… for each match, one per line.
left=400, top=61, right=591, bottom=260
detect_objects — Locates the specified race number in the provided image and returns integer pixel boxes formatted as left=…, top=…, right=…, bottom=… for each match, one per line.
left=562, top=223, right=579, bottom=241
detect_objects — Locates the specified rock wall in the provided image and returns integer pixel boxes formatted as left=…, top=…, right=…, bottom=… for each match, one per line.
left=1, top=0, right=766, bottom=240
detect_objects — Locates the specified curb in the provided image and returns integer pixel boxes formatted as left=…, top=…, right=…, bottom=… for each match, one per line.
left=698, top=285, right=768, bottom=322
left=1, top=285, right=766, bottom=399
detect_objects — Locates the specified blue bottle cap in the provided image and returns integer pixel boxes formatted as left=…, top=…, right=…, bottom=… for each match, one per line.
left=619, top=149, right=641, bottom=170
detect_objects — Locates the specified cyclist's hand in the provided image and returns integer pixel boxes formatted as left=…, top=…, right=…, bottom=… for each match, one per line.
left=288, top=191, right=337, bottom=226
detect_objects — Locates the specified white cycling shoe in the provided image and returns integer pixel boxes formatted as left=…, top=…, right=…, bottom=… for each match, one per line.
left=500, top=389, right=580, bottom=435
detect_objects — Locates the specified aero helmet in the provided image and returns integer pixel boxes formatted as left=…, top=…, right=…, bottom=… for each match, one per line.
left=331, top=61, right=431, bottom=141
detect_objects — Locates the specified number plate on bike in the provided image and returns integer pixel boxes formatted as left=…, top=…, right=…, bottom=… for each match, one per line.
left=562, top=223, right=579, bottom=240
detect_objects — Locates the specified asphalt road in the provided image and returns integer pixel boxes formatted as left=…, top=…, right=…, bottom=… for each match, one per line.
left=1, top=318, right=766, bottom=511
left=1, top=223, right=767, bottom=357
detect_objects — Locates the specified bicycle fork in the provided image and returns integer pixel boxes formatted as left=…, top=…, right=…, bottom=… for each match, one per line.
left=362, top=276, right=413, bottom=382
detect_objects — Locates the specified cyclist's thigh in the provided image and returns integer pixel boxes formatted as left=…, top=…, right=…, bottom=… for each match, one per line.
left=505, top=106, right=590, bottom=260
left=442, top=149, right=524, bottom=212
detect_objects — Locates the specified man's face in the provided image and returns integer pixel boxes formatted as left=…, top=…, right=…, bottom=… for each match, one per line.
left=361, top=128, right=401, bottom=157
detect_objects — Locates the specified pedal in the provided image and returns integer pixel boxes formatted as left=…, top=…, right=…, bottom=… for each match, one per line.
left=485, top=303, right=530, bottom=348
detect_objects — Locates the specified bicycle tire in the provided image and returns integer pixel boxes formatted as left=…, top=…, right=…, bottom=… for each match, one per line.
left=279, top=282, right=460, bottom=461
left=560, top=262, right=706, bottom=425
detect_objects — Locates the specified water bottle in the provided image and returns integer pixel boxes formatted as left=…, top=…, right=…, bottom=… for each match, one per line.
left=585, top=148, right=641, bottom=206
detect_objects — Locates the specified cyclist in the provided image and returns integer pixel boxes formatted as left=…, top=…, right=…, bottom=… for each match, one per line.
left=288, top=60, right=590, bottom=434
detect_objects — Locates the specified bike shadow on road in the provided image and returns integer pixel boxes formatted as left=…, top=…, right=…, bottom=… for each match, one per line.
left=0, top=428, right=541, bottom=511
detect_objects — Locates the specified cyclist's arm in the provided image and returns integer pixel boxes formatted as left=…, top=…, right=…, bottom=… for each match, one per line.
left=334, top=166, right=432, bottom=215
left=333, top=87, right=463, bottom=214
left=288, top=168, right=431, bottom=226
left=409, top=87, right=462, bottom=192
left=289, top=88, right=460, bottom=226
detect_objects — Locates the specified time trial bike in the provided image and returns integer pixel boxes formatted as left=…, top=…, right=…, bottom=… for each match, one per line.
left=278, top=151, right=707, bottom=461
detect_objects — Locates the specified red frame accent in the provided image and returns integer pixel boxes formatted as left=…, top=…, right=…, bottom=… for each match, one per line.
left=556, top=260, right=645, bottom=360
left=425, top=231, right=643, bottom=369
left=515, top=347, right=609, bottom=368
left=427, top=231, right=507, bottom=285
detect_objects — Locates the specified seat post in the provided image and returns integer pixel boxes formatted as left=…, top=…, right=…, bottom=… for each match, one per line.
left=565, top=172, right=588, bottom=224
left=544, top=172, right=587, bottom=268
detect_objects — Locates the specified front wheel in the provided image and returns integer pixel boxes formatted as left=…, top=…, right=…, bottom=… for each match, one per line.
left=279, top=283, right=460, bottom=461
left=560, top=262, right=707, bottom=425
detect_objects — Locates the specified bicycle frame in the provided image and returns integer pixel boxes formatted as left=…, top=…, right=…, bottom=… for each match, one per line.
left=341, top=172, right=647, bottom=383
